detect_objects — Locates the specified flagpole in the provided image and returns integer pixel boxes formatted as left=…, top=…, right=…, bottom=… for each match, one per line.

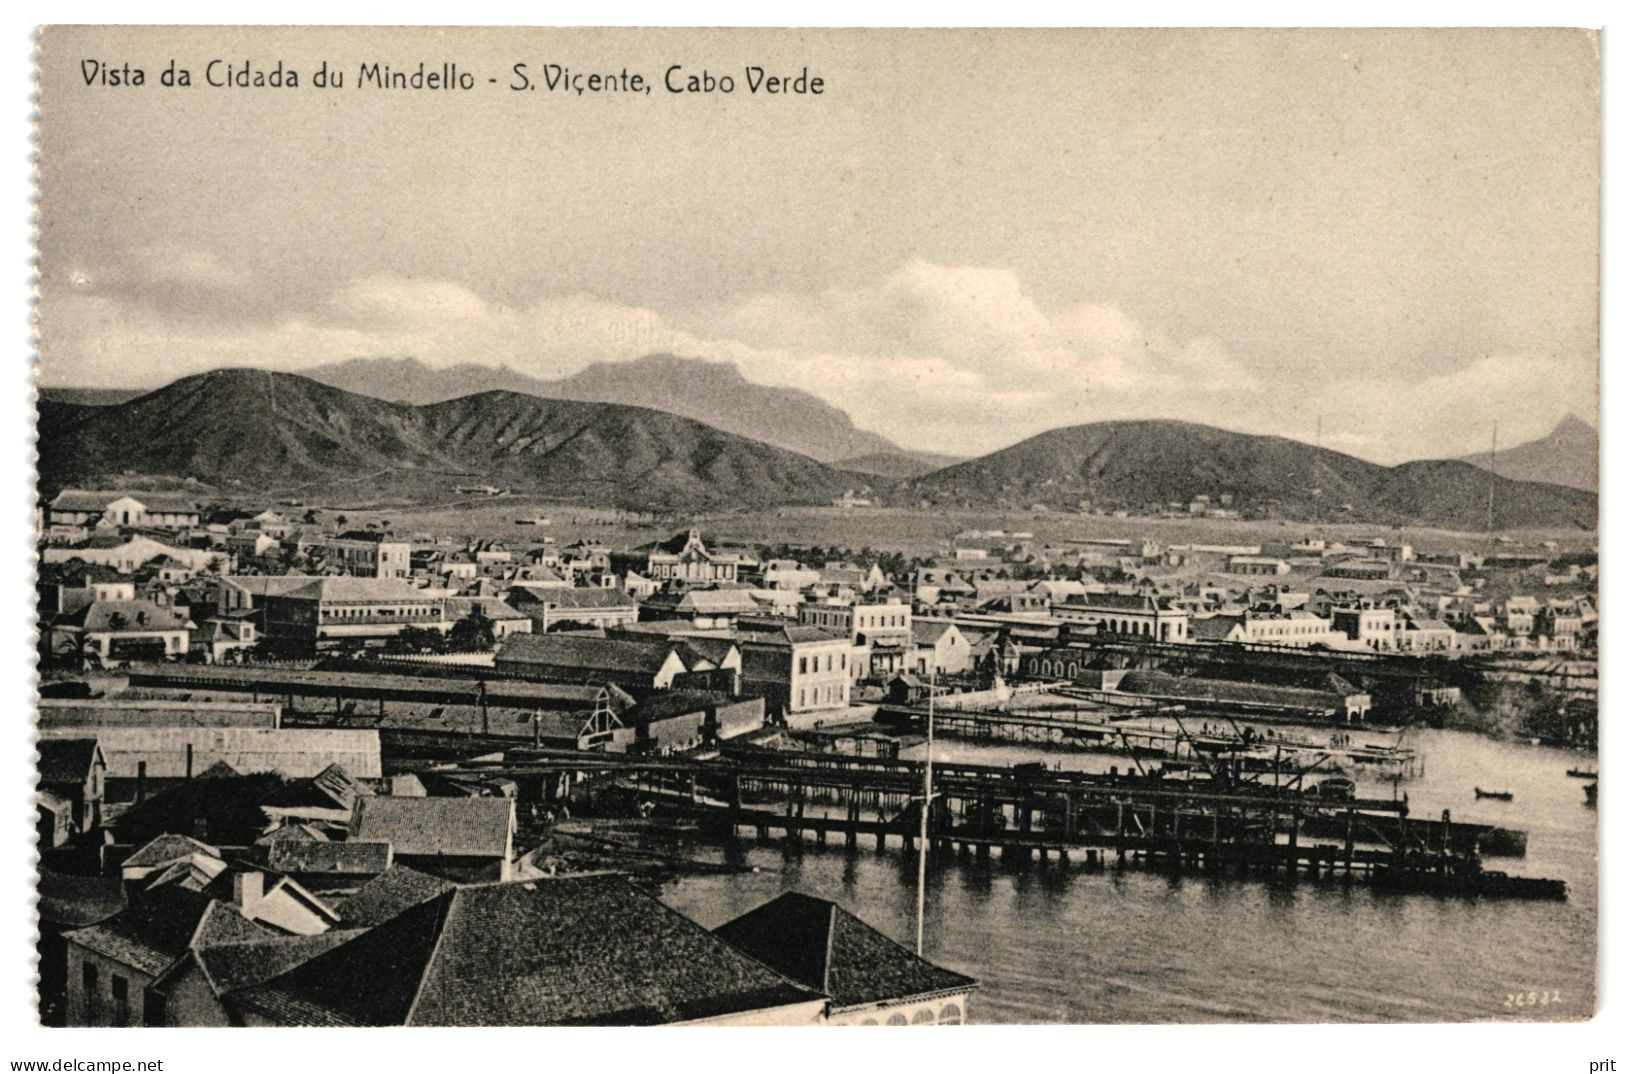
left=915, top=664, right=937, bottom=956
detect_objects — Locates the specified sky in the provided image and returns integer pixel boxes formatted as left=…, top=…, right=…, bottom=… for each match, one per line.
left=35, top=27, right=1599, bottom=463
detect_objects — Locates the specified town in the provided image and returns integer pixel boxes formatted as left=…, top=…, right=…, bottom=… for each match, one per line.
left=33, top=486, right=1598, bottom=1026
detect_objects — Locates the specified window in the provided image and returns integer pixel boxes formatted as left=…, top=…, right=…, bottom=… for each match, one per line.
left=798, top=656, right=807, bottom=674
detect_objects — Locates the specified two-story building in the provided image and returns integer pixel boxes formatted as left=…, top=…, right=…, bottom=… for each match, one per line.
left=260, top=577, right=446, bottom=652
left=741, top=626, right=852, bottom=725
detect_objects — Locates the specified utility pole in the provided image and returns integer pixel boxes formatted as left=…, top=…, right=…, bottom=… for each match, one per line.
left=1488, top=421, right=1498, bottom=535
left=915, top=665, right=938, bottom=956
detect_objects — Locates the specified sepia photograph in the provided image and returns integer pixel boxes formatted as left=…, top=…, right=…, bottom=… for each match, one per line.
left=25, top=25, right=1600, bottom=1032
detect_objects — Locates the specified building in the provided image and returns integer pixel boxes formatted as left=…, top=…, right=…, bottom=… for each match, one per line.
left=1189, top=610, right=1339, bottom=647
left=62, top=888, right=253, bottom=1026
left=641, top=587, right=760, bottom=630
left=216, top=575, right=322, bottom=614
left=313, top=533, right=412, bottom=579
left=495, top=633, right=694, bottom=691
left=1228, top=555, right=1291, bottom=576
left=911, top=621, right=976, bottom=676
left=613, top=528, right=742, bottom=585
left=36, top=738, right=108, bottom=844
left=349, top=796, right=517, bottom=882
left=260, top=576, right=447, bottom=652
left=50, top=600, right=195, bottom=664
left=43, top=535, right=223, bottom=575
left=1331, top=606, right=1398, bottom=651
left=46, top=490, right=201, bottom=542
left=799, top=599, right=913, bottom=680
left=740, top=626, right=853, bottom=723
left=224, top=874, right=828, bottom=1026
left=1052, top=591, right=1190, bottom=642
left=506, top=585, right=639, bottom=633
left=38, top=726, right=383, bottom=782
left=716, top=892, right=977, bottom=1025
left=443, top=596, right=533, bottom=639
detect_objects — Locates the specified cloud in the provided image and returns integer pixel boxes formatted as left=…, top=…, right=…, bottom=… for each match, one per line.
left=37, top=252, right=1595, bottom=464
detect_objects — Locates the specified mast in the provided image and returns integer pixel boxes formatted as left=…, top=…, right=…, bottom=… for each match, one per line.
left=1487, top=421, right=1498, bottom=535
left=915, top=664, right=937, bottom=956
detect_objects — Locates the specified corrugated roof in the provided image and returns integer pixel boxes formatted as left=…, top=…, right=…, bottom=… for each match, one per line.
left=40, top=727, right=382, bottom=780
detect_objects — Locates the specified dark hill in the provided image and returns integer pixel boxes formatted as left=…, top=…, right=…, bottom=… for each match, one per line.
left=905, top=420, right=1595, bottom=530
left=36, top=369, right=873, bottom=512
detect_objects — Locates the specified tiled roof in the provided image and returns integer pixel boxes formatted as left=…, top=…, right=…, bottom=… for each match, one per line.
left=196, top=930, right=362, bottom=995
left=716, top=892, right=977, bottom=1011
left=238, top=876, right=822, bottom=1026
left=218, top=575, right=323, bottom=598
left=350, top=796, right=513, bottom=859
left=267, top=840, right=392, bottom=876
left=122, top=833, right=221, bottom=869
left=334, top=865, right=456, bottom=928
left=37, top=737, right=101, bottom=784
left=282, top=577, right=433, bottom=604
left=36, top=869, right=127, bottom=929
left=64, top=887, right=216, bottom=978
left=511, top=585, right=636, bottom=610
left=746, top=625, right=845, bottom=648
left=496, top=633, right=680, bottom=675
left=52, top=600, right=194, bottom=633
left=51, top=490, right=200, bottom=513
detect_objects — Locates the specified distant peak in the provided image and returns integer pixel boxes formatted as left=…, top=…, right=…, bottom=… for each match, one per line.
left=1553, top=412, right=1597, bottom=436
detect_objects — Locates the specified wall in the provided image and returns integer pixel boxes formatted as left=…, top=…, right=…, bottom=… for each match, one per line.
left=826, top=994, right=971, bottom=1025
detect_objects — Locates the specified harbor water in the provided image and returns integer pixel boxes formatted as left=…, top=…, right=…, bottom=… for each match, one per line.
left=654, top=727, right=1596, bottom=1023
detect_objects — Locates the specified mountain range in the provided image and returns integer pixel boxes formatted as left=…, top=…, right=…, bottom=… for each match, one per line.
left=36, top=369, right=875, bottom=512
left=286, top=354, right=956, bottom=469
left=1457, top=413, right=1598, bottom=493
left=36, top=367, right=1596, bottom=529
left=904, top=420, right=1597, bottom=531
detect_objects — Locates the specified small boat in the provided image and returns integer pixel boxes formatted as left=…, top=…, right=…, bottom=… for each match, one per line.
left=1566, top=768, right=1598, bottom=779
left=1475, top=787, right=1514, bottom=802
left=1584, top=783, right=1597, bottom=807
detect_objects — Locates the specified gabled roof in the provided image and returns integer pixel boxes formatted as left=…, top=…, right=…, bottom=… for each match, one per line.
left=234, top=875, right=822, bottom=1026
left=716, top=892, right=976, bottom=1011
left=37, top=737, right=103, bottom=784
left=746, top=625, right=846, bottom=648
left=122, top=832, right=221, bottom=870
left=267, top=840, right=392, bottom=877
left=64, top=886, right=218, bottom=978
left=52, top=600, right=194, bottom=633
left=194, top=930, right=361, bottom=996
left=350, top=796, right=514, bottom=859
left=496, top=633, right=682, bottom=675
left=509, top=585, right=636, bottom=610
left=51, top=490, right=200, bottom=514
left=912, top=621, right=964, bottom=646
left=280, top=577, right=433, bottom=604
left=334, top=865, right=456, bottom=929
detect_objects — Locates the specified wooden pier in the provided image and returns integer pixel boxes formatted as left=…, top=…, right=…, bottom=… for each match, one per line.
left=415, top=744, right=1559, bottom=899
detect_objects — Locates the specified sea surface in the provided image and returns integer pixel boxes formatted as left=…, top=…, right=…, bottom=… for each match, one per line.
left=652, top=726, right=1597, bottom=1024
